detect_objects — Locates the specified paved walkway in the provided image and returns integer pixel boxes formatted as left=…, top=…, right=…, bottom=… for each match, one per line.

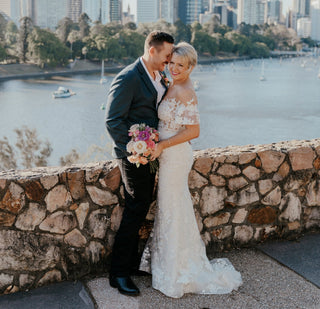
left=0, top=240, right=319, bottom=309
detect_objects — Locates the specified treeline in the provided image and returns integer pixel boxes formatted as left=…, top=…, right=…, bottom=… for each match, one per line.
left=0, top=12, right=311, bottom=68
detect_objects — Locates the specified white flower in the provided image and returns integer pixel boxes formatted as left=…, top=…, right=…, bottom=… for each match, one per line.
left=126, top=141, right=135, bottom=153
left=129, top=124, right=139, bottom=133
left=133, top=141, right=147, bottom=154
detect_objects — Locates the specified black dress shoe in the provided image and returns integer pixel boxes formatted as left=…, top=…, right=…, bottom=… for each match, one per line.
left=109, top=276, right=140, bottom=296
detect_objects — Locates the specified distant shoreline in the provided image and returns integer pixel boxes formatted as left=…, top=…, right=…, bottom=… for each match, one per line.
left=0, top=54, right=301, bottom=82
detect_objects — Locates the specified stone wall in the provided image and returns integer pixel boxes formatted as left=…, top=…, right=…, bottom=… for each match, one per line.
left=0, top=138, right=319, bottom=294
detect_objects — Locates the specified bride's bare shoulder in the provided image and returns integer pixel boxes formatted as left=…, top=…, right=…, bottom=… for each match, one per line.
left=175, top=86, right=198, bottom=106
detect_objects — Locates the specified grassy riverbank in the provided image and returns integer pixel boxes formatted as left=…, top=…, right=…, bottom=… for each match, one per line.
left=0, top=54, right=250, bottom=81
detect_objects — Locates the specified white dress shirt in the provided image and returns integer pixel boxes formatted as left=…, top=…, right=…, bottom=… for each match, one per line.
left=140, top=57, right=166, bottom=106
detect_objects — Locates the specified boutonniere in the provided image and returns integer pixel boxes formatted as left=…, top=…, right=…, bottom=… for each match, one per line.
left=160, top=71, right=170, bottom=87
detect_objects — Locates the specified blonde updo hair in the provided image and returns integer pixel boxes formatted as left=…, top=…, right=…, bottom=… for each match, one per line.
left=172, top=42, right=197, bottom=68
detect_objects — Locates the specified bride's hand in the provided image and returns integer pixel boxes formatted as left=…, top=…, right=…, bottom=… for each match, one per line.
left=150, top=142, right=164, bottom=160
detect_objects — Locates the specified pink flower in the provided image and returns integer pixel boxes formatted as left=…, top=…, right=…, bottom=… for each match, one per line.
left=138, top=130, right=151, bottom=141
left=146, top=140, right=155, bottom=149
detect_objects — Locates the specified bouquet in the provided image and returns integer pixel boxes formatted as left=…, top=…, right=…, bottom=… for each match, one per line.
left=126, top=123, right=159, bottom=173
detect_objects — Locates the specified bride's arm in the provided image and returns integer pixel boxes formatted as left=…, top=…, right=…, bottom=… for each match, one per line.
left=151, top=124, right=200, bottom=159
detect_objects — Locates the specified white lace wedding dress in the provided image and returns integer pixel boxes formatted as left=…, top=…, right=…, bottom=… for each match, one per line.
left=139, top=97, right=243, bottom=298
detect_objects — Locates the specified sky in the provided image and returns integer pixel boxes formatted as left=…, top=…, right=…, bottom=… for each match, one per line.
left=122, top=0, right=294, bottom=19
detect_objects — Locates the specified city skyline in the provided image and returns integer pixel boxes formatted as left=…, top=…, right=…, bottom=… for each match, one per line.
left=123, top=0, right=294, bottom=18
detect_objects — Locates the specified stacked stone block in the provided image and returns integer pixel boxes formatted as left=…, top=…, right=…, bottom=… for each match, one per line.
left=0, top=138, right=319, bottom=294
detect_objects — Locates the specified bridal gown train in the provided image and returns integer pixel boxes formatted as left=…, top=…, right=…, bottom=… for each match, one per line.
left=139, top=97, right=243, bottom=298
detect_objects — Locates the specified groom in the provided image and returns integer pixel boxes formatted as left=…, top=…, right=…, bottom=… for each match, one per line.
left=105, top=31, right=174, bottom=296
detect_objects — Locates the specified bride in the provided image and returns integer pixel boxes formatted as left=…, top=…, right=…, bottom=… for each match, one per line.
left=139, top=42, right=243, bottom=298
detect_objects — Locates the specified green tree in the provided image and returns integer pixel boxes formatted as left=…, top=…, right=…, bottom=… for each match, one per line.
left=0, top=12, right=8, bottom=42
left=78, top=12, right=91, bottom=39
left=251, top=33, right=276, bottom=50
left=136, top=22, right=154, bottom=36
left=67, top=30, right=80, bottom=59
left=18, top=16, right=33, bottom=62
left=225, top=32, right=252, bottom=56
left=0, top=44, right=6, bottom=61
left=219, top=36, right=234, bottom=53
left=264, top=24, right=300, bottom=50
left=191, top=21, right=202, bottom=33
left=239, top=23, right=258, bottom=37
left=5, top=21, right=18, bottom=47
left=28, top=27, right=69, bottom=67
left=90, top=21, right=108, bottom=38
left=174, top=19, right=191, bottom=43
left=105, top=22, right=123, bottom=36
left=203, top=15, right=220, bottom=35
left=249, top=42, right=270, bottom=58
left=56, top=17, right=73, bottom=44
left=124, top=22, right=137, bottom=31
left=119, top=30, right=144, bottom=59
left=215, top=24, right=232, bottom=36
left=192, top=31, right=218, bottom=55
left=153, top=19, right=175, bottom=35
left=301, top=37, right=319, bottom=47
left=106, top=36, right=124, bottom=60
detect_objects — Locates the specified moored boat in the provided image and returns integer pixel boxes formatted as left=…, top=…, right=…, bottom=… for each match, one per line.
left=52, top=87, right=76, bottom=98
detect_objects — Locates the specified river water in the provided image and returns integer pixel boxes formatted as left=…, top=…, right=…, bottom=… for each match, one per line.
left=0, top=56, right=320, bottom=168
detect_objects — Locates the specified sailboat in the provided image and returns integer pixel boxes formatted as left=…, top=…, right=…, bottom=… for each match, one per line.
left=100, top=59, right=107, bottom=84
left=259, top=60, right=266, bottom=81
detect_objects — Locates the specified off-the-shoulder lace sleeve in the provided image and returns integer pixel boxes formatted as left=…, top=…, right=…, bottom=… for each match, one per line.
left=175, top=98, right=200, bottom=125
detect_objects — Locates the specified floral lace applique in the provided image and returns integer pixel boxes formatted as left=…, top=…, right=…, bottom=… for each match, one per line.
left=158, top=97, right=200, bottom=132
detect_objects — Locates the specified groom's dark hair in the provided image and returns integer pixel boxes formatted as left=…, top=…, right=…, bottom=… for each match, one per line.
left=144, top=31, right=174, bottom=53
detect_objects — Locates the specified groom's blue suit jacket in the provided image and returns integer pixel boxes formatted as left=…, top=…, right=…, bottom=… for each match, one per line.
left=105, top=58, right=167, bottom=159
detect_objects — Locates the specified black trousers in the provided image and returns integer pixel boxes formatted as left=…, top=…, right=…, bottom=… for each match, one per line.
left=109, top=158, right=156, bottom=277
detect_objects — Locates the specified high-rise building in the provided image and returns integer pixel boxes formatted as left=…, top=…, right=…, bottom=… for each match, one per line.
left=230, top=0, right=238, bottom=9
left=0, top=0, right=19, bottom=24
left=159, top=0, right=179, bottom=24
left=267, top=0, right=282, bottom=24
left=110, top=0, right=121, bottom=22
left=213, top=2, right=228, bottom=25
left=82, top=0, right=110, bottom=24
left=311, top=0, right=320, bottom=40
left=20, top=0, right=36, bottom=21
left=178, top=0, right=202, bottom=24
left=293, top=0, right=311, bottom=17
left=199, top=10, right=220, bottom=23
left=68, top=0, right=82, bottom=22
left=256, top=0, right=267, bottom=23
left=137, top=0, right=158, bottom=24
left=202, top=0, right=210, bottom=12
left=237, top=0, right=267, bottom=24
left=286, top=8, right=298, bottom=29
left=238, top=0, right=255, bottom=24
left=227, top=6, right=237, bottom=28
left=35, top=0, right=67, bottom=29
left=297, top=17, right=311, bottom=37
left=0, top=0, right=11, bottom=17
left=122, top=4, right=134, bottom=24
